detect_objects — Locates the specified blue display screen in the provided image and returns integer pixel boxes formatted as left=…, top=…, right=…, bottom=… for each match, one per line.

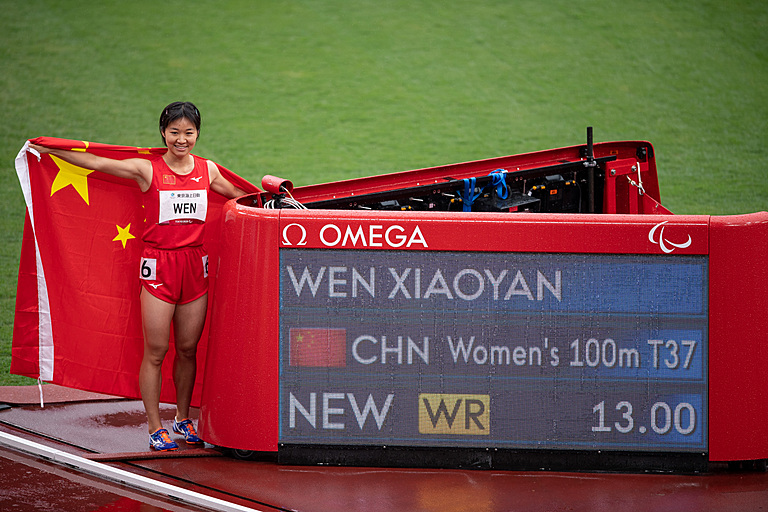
left=278, top=250, right=708, bottom=452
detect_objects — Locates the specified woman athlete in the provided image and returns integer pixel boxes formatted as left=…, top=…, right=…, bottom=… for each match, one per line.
left=30, top=102, right=246, bottom=451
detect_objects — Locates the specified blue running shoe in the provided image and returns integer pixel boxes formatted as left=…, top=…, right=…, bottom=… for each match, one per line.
left=173, top=418, right=203, bottom=444
left=149, top=428, right=178, bottom=451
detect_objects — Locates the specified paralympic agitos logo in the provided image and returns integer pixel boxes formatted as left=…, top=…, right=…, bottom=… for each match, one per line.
left=648, top=221, right=692, bottom=254
left=282, top=222, right=428, bottom=249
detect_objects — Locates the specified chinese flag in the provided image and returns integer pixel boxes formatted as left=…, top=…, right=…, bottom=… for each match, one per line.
left=12, top=137, right=259, bottom=404
left=289, top=328, right=347, bottom=367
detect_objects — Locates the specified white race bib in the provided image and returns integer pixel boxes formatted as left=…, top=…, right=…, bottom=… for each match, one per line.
left=140, top=257, right=157, bottom=280
left=158, top=189, right=207, bottom=224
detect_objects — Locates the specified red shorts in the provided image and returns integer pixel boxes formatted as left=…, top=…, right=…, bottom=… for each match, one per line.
left=140, top=246, right=209, bottom=304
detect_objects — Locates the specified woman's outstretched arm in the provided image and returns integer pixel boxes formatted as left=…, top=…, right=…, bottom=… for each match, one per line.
left=28, top=143, right=153, bottom=191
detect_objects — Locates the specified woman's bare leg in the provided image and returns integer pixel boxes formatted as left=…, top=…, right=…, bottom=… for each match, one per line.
left=171, top=293, right=208, bottom=421
left=139, top=288, right=176, bottom=433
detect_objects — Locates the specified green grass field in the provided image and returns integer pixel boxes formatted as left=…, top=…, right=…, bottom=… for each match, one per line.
left=1, top=0, right=766, bottom=385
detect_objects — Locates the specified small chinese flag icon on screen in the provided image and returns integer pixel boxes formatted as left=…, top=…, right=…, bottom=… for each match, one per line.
left=289, top=328, right=347, bottom=367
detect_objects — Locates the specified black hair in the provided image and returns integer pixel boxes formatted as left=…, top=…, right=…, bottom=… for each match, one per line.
left=159, top=101, right=201, bottom=145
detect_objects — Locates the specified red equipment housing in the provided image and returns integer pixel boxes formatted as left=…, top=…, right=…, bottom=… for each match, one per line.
left=198, top=136, right=768, bottom=472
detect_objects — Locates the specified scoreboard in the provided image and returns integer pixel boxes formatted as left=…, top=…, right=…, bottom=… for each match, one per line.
left=279, top=249, right=708, bottom=456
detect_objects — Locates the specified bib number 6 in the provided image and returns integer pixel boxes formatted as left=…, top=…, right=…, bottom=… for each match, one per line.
left=140, top=258, right=157, bottom=281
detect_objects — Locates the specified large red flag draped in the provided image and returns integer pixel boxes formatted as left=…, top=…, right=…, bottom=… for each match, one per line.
left=12, top=137, right=260, bottom=405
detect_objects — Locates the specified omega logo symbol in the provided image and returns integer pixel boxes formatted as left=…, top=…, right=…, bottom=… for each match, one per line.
left=648, top=221, right=692, bottom=254
left=282, top=223, right=307, bottom=246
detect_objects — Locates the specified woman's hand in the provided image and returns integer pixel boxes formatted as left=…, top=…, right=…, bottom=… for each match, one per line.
left=28, top=143, right=52, bottom=154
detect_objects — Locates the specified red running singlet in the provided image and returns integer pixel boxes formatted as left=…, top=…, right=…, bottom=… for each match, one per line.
left=142, top=155, right=210, bottom=249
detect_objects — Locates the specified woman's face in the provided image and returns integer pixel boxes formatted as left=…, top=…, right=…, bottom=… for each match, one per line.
left=162, top=117, right=199, bottom=159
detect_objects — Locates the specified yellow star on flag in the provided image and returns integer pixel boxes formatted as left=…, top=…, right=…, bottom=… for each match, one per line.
left=113, top=223, right=136, bottom=249
left=50, top=155, right=94, bottom=205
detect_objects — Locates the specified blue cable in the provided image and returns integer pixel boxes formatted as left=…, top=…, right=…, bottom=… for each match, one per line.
left=461, top=170, right=508, bottom=211
left=489, top=169, right=508, bottom=199
left=461, top=177, right=478, bottom=212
